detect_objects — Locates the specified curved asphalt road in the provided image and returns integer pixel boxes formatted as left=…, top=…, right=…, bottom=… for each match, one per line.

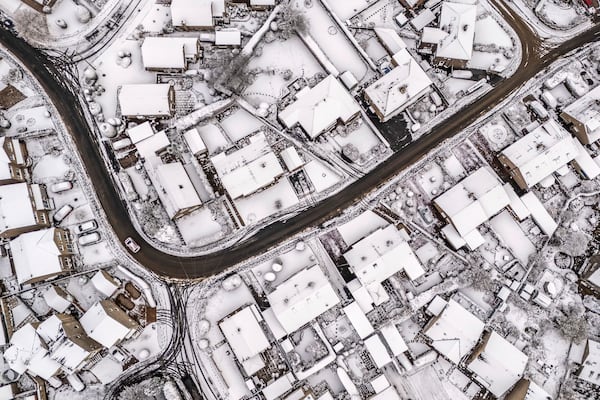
left=0, top=4, right=599, bottom=280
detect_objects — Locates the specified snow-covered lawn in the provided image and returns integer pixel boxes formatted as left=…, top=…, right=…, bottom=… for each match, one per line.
left=535, top=0, right=584, bottom=30
left=32, top=153, right=70, bottom=182
left=123, top=322, right=163, bottom=361
left=332, top=121, right=383, bottom=160
left=304, top=160, right=343, bottom=193
left=4, top=105, right=55, bottom=136
left=251, top=243, right=316, bottom=289
left=219, top=108, right=264, bottom=142
left=175, top=207, right=224, bottom=246
left=490, top=211, right=536, bottom=265
left=46, top=0, right=96, bottom=38
left=244, top=35, right=324, bottom=106
left=293, top=0, right=373, bottom=81
left=474, top=15, right=514, bottom=48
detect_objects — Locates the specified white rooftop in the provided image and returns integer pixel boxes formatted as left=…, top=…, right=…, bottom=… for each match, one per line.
left=211, top=132, right=283, bottom=199
left=467, top=331, right=528, bottom=397
left=434, top=167, right=510, bottom=237
left=127, top=121, right=155, bottom=144
left=267, top=265, right=340, bottom=334
left=500, top=119, right=579, bottom=188
left=171, top=0, right=216, bottom=27
left=365, top=49, right=432, bottom=120
left=42, top=285, right=72, bottom=313
left=12, top=228, right=63, bottom=285
left=141, top=37, right=186, bottom=70
left=435, top=2, right=477, bottom=61
left=562, top=85, right=600, bottom=143
left=344, top=225, right=425, bottom=302
left=424, top=298, right=485, bottom=364
left=183, top=128, right=207, bottom=155
left=80, top=300, right=137, bottom=348
left=91, top=270, right=120, bottom=298
left=279, top=75, right=361, bottom=139
left=374, top=27, right=407, bottom=55
left=4, top=324, right=61, bottom=380
left=219, top=305, right=270, bottom=365
left=215, top=30, right=242, bottom=46
left=118, top=84, right=173, bottom=118
left=0, top=183, right=36, bottom=233
left=155, top=163, right=203, bottom=216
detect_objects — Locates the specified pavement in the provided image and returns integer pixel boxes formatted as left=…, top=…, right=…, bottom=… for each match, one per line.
left=0, top=2, right=599, bottom=280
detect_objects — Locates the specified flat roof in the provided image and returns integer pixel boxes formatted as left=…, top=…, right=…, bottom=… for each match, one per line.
left=141, top=37, right=186, bottom=70
left=364, top=334, right=392, bottom=368
left=343, top=301, right=374, bottom=339
left=119, top=84, right=173, bottom=118
left=520, top=192, right=558, bottom=236
left=219, top=305, right=270, bottom=363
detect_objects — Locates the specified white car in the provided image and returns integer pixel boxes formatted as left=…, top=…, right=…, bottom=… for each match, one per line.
left=124, top=237, right=140, bottom=253
left=53, top=204, right=73, bottom=223
left=78, top=232, right=101, bottom=246
left=75, top=220, right=97, bottom=234
left=50, top=181, right=73, bottom=193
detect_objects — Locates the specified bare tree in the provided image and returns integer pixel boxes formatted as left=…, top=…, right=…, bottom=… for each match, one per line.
left=277, top=4, right=310, bottom=40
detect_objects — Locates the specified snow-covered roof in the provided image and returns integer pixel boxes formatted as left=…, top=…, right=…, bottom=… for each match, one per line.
left=118, top=84, right=173, bottom=118
left=435, top=2, right=477, bottom=61
left=90, top=356, right=123, bottom=384
left=374, top=27, right=407, bottom=55
left=219, top=305, right=270, bottom=367
left=42, top=285, right=72, bottom=313
left=215, top=30, right=242, bottom=46
left=421, top=27, right=450, bottom=45
left=11, top=228, right=64, bottom=285
left=434, top=167, right=510, bottom=237
left=279, top=147, right=304, bottom=171
left=279, top=75, right=361, bottom=139
left=499, top=119, right=579, bottom=189
left=343, top=301, right=374, bottom=339
left=520, top=192, right=558, bottom=236
left=380, top=323, right=408, bottom=356
left=572, top=138, right=600, bottom=179
left=364, top=49, right=432, bottom=121
left=467, top=331, right=528, bottom=398
left=0, top=183, right=36, bottom=234
left=261, top=373, right=295, bottom=400
left=183, top=128, right=207, bottom=155
left=364, top=334, right=392, bottom=368
left=4, top=324, right=61, bottom=380
left=267, top=265, right=340, bottom=334
left=141, top=37, right=186, bottom=70
left=410, top=8, right=436, bottom=31
left=91, top=270, right=120, bottom=298
left=171, top=0, right=214, bottom=27
left=211, top=132, right=283, bottom=199
left=424, top=298, right=485, bottom=364
left=578, top=339, right=600, bottom=386
left=562, top=85, right=600, bottom=143
left=370, top=385, right=401, bottom=400
left=155, top=163, right=203, bottom=216
left=80, top=300, right=138, bottom=348
left=250, top=0, right=276, bottom=5
left=127, top=121, right=155, bottom=144
left=344, top=225, right=425, bottom=303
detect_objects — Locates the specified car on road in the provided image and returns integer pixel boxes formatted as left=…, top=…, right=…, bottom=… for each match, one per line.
left=124, top=237, right=140, bottom=253
left=50, top=181, right=73, bottom=193
left=53, top=204, right=73, bottom=223
left=78, top=232, right=101, bottom=246
left=75, top=220, right=97, bottom=234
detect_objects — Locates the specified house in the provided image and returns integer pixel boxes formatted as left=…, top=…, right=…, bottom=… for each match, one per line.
left=211, top=132, right=284, bottom=199
left=42, top=285, right=73, bottom=313
left=423, top=297, right=485, bottom=364
left=135, top=130, right=203, bottom=219
left=91, top=270, right=120, bottom=298
left=420, top=1, right=477, bottom=67
left=364, top=49, right=432, bottom=122
left=505, top=379, right=552, bottom=400
left=171, top=0, right=225, bottom=29
left=0, top=137, right=28, bottom=184
left=580, top=255, right=600, bottom=295
left=141, top=37, right=201, bottom=72
left=374, top=27, right=407, bottom=56
left=576, top=339, right=600, bottom=387
left=11, top=227, right=73, bottom=285
left=3, top=323, right=62, bottom=381
left=343, top=225, right=425, bottom=305
left=20, top=0, right=58, bottom=13
left=278, top=75, right=361, bottom=139
left=36, top=314, right=102, bottom=374
left=248, top=0, right=276, bottom=9
left=215, top=30, right=242, bottom=46
left=219, top=305, right=270, bottom=376
left=434, top=167, right=510, bottom=250
left=267, top=265, right=340, bottom=334
left=118, top=84, right=175, bottom=119
left=0, top=83, right=26, bottom=110
left=183, top=128, right=208, bottom=156
left=467, top=331, right=528, bottom=398
left=79, top=299, right=139, bottom=348
left=561, top=85, right=600, bottom=144
left=0, top=182, right=52, bottom=238
left=498, top=119, right=579, bottom=190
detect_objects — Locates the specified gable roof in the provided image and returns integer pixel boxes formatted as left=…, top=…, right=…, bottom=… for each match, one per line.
left=12, top=228, right=64, bottom=284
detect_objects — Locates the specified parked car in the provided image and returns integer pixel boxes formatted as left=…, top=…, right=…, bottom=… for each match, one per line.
left=75, top=220, right=97, bottom=234
left=50, top=181, right=73, bottom=193
left=124, top=237, right=140, bottom=253
left=78, top=232, right=101, bottom=246
left=53, top=204, right=73, bottom=223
